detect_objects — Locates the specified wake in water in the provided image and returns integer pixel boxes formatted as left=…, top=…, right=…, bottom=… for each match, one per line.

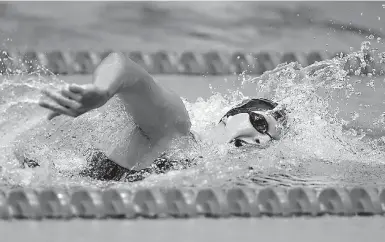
left=1, top=41, right=385, bottom=189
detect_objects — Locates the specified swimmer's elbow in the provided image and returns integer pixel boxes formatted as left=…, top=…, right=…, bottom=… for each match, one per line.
left=166, top=92, right=191, bottom=135
left=176, top=113, right=192, bottom=135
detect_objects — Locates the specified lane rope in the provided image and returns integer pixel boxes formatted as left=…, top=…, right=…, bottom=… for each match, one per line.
left=0, top=186, right=384, bottom=219
left=0, top=50, right=382, bottom=76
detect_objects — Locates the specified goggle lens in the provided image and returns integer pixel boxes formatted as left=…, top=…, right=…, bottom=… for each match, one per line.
left=249, top=112, right=269, bottom=134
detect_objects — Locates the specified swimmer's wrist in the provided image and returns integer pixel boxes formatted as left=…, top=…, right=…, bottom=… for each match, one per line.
left=100, top=86, right=114, bottom=100
left=93, top=84, right=116, bottom=101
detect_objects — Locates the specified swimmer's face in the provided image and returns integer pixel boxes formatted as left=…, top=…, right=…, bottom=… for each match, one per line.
left=220, top=111, right=280, bottom=147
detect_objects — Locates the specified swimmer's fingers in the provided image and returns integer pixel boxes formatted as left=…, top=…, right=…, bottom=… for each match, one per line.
left=47, top=111, right=61, bottom=120
left=41, top=88, right=81, bottom=110
left=38, top=100, right=77, bottom=120
left=69, top=84, right=85, bottom=94
left=61, top=88, right=82, bottom=102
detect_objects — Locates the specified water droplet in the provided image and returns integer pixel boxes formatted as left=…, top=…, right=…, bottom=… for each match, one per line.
left=326, top=44, right=329, bottom=46
left=369, top=34, right=374, bottom=40
left=350, top=47, right=354, bottom=51
left=313, top=37, right=316, bottom=39
left=297, top=14, right=299, bottom=17
left=378, top=16, right=381, bottom=21
left=351, top=112, right=359, bottom=121
left=383, top=4, right=385, bottom=8
left=361, top=13, right=363, bottom=16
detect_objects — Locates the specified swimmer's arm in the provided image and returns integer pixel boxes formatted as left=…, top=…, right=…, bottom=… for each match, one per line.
left=43, top=52, right=191, bottom=134
left=39, top=52, right=191, bottom=169
left=93, top=53, right=191, bottom=169
left=41, top=52, right=191, bottom=134
left=93, top=52, right=191, bottom=136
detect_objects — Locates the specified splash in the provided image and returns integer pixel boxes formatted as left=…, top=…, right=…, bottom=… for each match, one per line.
left=1, top=42, right=385, bottom=189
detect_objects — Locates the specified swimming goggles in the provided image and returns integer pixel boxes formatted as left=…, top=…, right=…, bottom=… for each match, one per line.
left=219, top=111, right=273, bottom=140
left=219, top=98, right=286, bottom=144
left=248, top=111, right=272, bottom=138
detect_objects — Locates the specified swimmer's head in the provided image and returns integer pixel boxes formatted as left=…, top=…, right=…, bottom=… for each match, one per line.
left=219, top=98, right=288, bottom=147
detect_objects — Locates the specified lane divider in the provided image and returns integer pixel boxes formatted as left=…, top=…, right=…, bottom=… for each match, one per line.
left=0, top=50, right=381, bottom=76
left=0, top=186, right=384, bottom=219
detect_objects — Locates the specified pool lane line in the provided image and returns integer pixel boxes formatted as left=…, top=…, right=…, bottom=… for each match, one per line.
left=0, top=186, right=384, bottom=219
left=0, top=50, right=381, bottom=76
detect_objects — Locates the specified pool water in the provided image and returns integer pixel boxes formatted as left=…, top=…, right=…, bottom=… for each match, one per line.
left=1, top=46, right=385, bottom=191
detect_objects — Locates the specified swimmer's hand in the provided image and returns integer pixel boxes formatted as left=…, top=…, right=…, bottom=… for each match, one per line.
left=39, top=84, right=110, bottom=120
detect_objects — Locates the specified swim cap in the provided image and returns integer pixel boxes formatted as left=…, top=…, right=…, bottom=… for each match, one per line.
left=220, top=98, right=287, bottom=127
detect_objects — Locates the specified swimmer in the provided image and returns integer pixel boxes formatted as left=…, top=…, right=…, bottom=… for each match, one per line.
left=23, top=52, right=288, bottom=181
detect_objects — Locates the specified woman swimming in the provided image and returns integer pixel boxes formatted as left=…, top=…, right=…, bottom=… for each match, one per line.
left=22, top=52, right=288, bottom=181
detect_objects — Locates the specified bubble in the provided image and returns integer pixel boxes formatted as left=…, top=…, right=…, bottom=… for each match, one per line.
left=361, top=41, right=371, bottom=52
left=366, top=80, right=375, bottom=89
left=351, top=112, right=359, bottom=121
